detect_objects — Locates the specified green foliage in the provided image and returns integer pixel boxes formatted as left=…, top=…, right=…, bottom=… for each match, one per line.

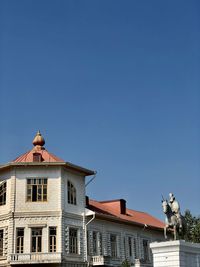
left=121, top=259, right=131, bottom=267
left=183, top=209, right=200, bottom=243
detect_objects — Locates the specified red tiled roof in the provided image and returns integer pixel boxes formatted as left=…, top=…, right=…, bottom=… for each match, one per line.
left=88, top=199, right=164, bottom=230
left=6, top=132, right=94, bottom=176
left=13, top=148, right=64, bottom=163
left=12, top=131, right=65, bottom=163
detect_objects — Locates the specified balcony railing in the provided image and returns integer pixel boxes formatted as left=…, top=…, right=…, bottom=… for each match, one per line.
left=91, top=255, right=121, bottom=266
left=90, top=256, right=153, bottom=267
left=9, top=252, right=62, bottom=264
left=91, top=255, right=106, bottom=265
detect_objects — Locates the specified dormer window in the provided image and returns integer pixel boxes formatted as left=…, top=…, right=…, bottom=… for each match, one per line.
left=0, top=181, right=6, bottom=206
left=33, top=153, right=42, bottom=162
left=67, top=181, right=77, bottom=205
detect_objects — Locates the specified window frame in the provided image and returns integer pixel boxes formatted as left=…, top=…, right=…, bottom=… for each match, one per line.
left=26, top=178, right=48, bottom=202
left=69, top=227, right=79, bottom=254
left=91, top=231, right=102, bottom=256
left=67, top=181, right=77, bottom=205
left=142, top=239, right=150, bottom=262
left=110, top=234, right=118, bottom=258
left=31, top=228, right=43, bottom=253
left=0, top=181, right=6, bottom=206
left=16, top=228, right=24, bottom=254
left=33, top=153, right=42, bottom=162
left=0, top=229, right=3, bottom=257
left=49, top=227, right=57, bottom=253
left=128, top=236, right=132, bottom=257
left=92, top=231, right=98, bottom=255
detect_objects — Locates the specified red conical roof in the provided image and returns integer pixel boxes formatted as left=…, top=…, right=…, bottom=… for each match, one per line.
left=12, top=131, right=64, bottom=163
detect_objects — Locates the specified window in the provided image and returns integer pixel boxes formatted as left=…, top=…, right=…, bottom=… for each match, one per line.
left=16, top=228, right=24, bottom=253
left=69, top=228, right=78, bottom=254
left=33, top=153, right=42, bottom=162
left=133, top=238, right=138, bottom=259
left=110, top=234, right=118, bottom=258
left=92, top=231, right=102, bottom=256
left=98, top=232, right=102, bottom=255
left=87, top=231, right=90, bottom=255
left=143, top=239, right=149, bottom=262
left=0, top=181, right=6, bottom=206
left=27, top=178, right=47, bottom=202
left=128, top=237, right=132, bottom=257
left=31, top=228, right=42, bottom=252
left=93, top=232, right=97, bottom=255
left=67, top=181, right=76, bottom=205
left=49, top=227, right=57, bottom=252
left=0, top=230, right=3, bottom=256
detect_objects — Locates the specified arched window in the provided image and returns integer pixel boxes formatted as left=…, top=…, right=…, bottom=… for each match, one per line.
left=67, top=181, right=77, bottom=205
left=0, top=181, right=6, bottom=206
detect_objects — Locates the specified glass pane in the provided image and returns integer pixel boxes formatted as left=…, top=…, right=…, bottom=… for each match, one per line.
left=38, top=186, right=42, bottom=194
left=43, top=187, right=47, bottom=194
left=50, top=227, right=56, bottom=235
left=38, top=236, right=42, bottom=252
left=32, top=237, right=36, bottom=252
left=17, top=229, right=24, bottom=237
left=0, top=230, right=3, bottom=256
left=32, top=185, right=37, bottom=201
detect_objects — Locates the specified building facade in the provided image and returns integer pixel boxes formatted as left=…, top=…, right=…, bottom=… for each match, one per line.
left=0, top=132, right=164, bottom=267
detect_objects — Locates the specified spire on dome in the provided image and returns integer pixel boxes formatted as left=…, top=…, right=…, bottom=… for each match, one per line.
left=32, top=131, right=45, bottom=149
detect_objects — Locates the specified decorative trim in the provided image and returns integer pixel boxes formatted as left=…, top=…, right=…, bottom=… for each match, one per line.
left=28, top=224, right=47, bottom=228
left=62, top=212, right=83, bottom=220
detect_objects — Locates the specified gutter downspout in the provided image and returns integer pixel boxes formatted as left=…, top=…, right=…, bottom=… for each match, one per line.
left=83, top=211, right=95, bottom=266
left=12, top=168, right=17, bottom=256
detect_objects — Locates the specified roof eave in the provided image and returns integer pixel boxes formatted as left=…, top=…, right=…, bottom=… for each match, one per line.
left=91, top=212, right=164, bottom=232
left=0, top=162, right=95, bottom=176
left=64, top=161, right=95, bottom=176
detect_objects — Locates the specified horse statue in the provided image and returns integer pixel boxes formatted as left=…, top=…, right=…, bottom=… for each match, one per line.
left=162, top=194, right=185, bottom=240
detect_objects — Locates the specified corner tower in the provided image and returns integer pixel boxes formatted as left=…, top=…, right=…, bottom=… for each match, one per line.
left=0, top=132, right=94, bottom=267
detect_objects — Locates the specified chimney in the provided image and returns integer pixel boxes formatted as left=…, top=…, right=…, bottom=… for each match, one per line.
left=120, top=199, right=126, bottom=215
left=100, top=199, right=127, bottom=215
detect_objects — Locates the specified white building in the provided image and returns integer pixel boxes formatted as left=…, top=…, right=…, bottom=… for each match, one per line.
left=0, top=132, right=164, bottom=267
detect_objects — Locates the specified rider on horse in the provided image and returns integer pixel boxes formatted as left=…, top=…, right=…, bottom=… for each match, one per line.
left=169, top=193, right=182, bottom=229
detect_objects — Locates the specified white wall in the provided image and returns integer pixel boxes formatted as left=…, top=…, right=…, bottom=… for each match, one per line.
left=61, top=168, right=86, bottom=263
left=61, top=169, right=86, bottom=215
left=15, top=167, right=62, bottom=212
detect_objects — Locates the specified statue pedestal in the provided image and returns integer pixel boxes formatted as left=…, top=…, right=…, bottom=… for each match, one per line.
left=150, top=240, right=200, bottom=267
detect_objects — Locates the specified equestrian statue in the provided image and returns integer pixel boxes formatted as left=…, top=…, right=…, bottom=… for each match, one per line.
left=162, top=193, right=185, bottom=240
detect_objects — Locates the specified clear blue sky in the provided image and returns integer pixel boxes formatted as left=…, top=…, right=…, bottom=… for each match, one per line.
left=0, top=1, right=199, bottom=219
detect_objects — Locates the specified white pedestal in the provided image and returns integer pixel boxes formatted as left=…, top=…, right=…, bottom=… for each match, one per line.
left=150, top=240, right=200, bottom=267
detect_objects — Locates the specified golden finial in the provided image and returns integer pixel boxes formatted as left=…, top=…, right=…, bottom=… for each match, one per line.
left=32, top=130, right=45, bottom=148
